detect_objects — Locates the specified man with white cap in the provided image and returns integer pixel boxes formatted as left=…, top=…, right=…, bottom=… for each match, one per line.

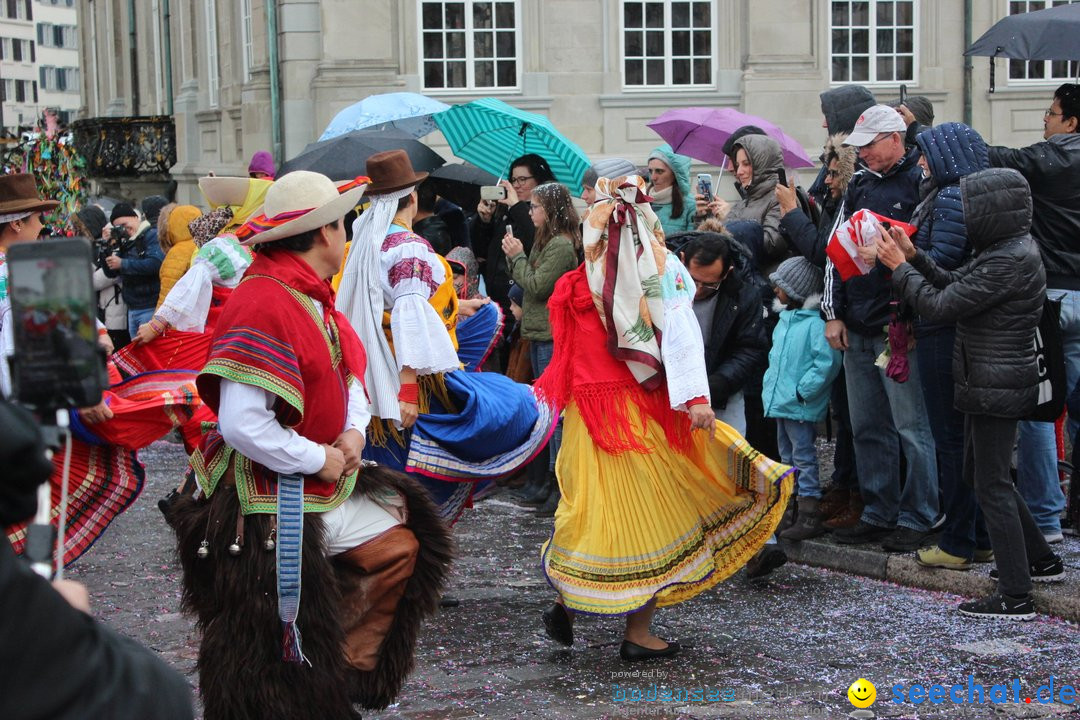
left=821, top=105, right=940, bottom=553
left=171, top=170, right=451, bottom=719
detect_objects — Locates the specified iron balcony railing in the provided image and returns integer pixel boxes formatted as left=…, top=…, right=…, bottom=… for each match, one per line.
left=71, top=116, right=176, bottom=177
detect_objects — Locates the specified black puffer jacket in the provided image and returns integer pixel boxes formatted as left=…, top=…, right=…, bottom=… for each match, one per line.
left=891, top=168, right=1046, bottom=418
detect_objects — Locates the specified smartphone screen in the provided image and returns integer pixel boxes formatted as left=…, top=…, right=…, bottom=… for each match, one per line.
left=777, top=168, right=788, bottom=187
left=8, top=238, right=106, bottom=411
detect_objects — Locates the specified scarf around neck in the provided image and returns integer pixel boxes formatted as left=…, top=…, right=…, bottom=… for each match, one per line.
left=249, top=248, right=367, bottom=384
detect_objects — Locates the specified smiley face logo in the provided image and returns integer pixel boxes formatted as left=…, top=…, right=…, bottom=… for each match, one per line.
left=848, top=678, right=876, bottom=708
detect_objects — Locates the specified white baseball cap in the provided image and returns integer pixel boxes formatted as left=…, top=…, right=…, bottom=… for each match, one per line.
left=844, top=104, right=907, bottom=147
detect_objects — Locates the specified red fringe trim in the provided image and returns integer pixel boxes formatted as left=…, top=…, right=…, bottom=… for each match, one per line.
left=534, top=270, right=693, bottom=456
left=572, top=382, right=692, bottom=455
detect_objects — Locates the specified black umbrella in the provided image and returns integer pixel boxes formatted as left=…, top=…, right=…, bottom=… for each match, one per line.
left=966, top=3, right=1080, bottom=91
left=425, top=162, right=499, bottom=209
left=278, top=128, right=445, bottom=180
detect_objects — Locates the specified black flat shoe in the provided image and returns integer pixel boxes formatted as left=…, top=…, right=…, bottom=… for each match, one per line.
left=619, top=639, right=680, bottom=662
left=439, top=595, right=461, bottom=608
left=542, top=602, right=574, bottom=646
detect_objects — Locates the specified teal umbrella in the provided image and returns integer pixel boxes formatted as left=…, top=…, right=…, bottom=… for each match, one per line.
left=435, top=97, right=590, bottom=194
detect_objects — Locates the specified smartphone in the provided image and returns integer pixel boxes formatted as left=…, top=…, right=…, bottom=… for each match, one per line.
left=505, top=224, right=513, bottom=237
left=777, top=168, right=788, bottom=187
left=899, top=83, right=907, bottom=106
left=696, top=173, right=713, bottom=203
left=7, top=237, right=108, bottom=411
left=480, top=185, right=507, bottom=201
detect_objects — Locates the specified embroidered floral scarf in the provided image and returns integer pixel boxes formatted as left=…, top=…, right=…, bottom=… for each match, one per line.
left=582, top=175, right=669, bottom=391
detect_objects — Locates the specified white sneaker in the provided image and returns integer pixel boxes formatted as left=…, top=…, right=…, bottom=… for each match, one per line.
left=1044, top=531, right=1064, bottom=544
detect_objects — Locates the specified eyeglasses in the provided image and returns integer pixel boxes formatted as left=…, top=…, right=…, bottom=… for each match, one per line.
left=528, top=203, right=542, bottom=210
left=510, top=175, right=534, bottom=185
left=862, top=132, right=894, bottom=149
left=1045, top=108, right=1064, bottom=118
left=692, top=278, right=723, bottom=295
left=826, top=169, right=842, bottom=178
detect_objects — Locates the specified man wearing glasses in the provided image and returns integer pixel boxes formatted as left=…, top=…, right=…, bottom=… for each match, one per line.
left=681, top=232, right=768, bottom=437
left=822, top=105, right=939, bottom=554
left=988, top=83, right=1080, bottom=545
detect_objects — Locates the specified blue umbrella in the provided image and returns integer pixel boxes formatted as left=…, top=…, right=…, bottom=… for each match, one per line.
left=434, top=97, right=590, bottom=194
left=320, top=92, right=451, bottom=141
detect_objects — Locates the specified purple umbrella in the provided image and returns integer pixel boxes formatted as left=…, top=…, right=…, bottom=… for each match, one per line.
left=648, top=107, right=815, bottom=169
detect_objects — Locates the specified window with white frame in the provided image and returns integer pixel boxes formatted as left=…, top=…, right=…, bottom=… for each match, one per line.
left=621, top=1, right=714, bottom=88
left=1007, top=1, right=1080, bottom=81
left=204, top=0, right=219, bottom=107
left=830, top=0, right=917, bottom=84
left=420, top=1, right=519, bottom=91
left=240, top=0, right=254, bottom=82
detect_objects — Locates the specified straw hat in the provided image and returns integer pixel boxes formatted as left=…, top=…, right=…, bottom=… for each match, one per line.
left=198, top=176, right=272, bottom=208
left=239, top=170, right=367, bottom=245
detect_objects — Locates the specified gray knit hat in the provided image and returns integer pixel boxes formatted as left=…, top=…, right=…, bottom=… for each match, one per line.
left=769, top=256, right=824, bottom=304
left=581, top=157, right=641, bottom=189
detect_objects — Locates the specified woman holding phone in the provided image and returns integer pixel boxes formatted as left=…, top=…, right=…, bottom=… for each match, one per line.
left=470, top=154, right=556, bottom=366
left=704, top=135, right=788, bottom=272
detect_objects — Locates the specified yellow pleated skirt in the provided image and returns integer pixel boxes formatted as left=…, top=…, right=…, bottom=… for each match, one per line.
left=540, top=401, right=794, bottom=616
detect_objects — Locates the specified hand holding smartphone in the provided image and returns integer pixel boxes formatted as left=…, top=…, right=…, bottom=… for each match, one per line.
left=7, top=238, right=108, bottom=411
left=696, top=173, right=714, bottom=203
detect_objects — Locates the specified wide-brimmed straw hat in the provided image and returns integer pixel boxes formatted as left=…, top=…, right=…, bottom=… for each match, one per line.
left=198, top=176, right=264, bottom=208
left=238, top=170, right=367, bottom=245
left=0, top=174, right=60, bottom=214
left=364, top=150, right=428, bottom=196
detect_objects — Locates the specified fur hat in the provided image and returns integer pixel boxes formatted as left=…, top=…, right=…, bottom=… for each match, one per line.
left=822, top=133, right=858, bottom=198
left=770, top=255, right=823, bottom=305
left=238, top=171, right=367, bottom=245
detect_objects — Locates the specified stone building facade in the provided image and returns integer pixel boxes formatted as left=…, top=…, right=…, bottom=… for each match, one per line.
left=75, top=0, right=1079, bottom=203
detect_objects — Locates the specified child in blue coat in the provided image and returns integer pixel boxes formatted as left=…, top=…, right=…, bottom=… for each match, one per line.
left=762, top=256, right=842, bottom=540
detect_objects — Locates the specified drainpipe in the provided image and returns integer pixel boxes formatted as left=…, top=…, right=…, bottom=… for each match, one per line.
left=267, top=0, right=282, bottom=163
left=963, top=0, right=972, bottom=126
left=128, top=0, right=139, bottom=114
left=163, top=0, right=173, bottom=116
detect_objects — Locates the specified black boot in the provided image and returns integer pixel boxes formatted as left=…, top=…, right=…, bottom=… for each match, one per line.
left=780, top=497, right=825, bottom=541
left=514, top=449, right=550, bottom=504
left=535, top=481, right=560, bottom=517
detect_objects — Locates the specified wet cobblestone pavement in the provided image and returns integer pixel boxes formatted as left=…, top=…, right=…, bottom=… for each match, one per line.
left=71, top=441, right=1080, bottom=719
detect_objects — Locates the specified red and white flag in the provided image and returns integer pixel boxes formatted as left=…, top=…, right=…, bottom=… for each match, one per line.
left=826, top=208, right=916, bottom=281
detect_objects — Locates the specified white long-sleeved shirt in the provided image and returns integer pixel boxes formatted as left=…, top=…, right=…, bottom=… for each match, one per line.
left=218, top=376, right=370, bottom=475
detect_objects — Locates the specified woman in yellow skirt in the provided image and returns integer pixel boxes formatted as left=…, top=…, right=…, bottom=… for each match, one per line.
left=536, top=176, right=793, bottom=661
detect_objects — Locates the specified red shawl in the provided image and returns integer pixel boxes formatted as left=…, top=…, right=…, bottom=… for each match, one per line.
left=534, top=266, right=691, bottom=454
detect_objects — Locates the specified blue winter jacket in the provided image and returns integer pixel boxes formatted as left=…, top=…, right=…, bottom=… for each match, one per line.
left=911, top=122, right=989, bottom=337
left=912, top=123, right=988, bottom=270
left=761, top=297, right=842, bottom=422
